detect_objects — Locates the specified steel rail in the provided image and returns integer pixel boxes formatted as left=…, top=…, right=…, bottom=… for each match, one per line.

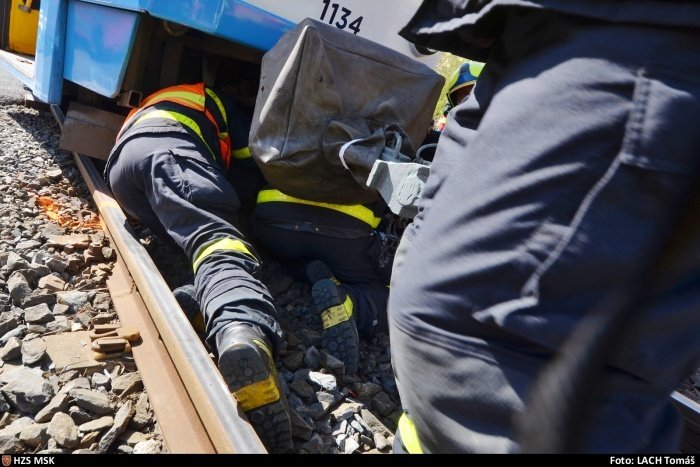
left=51, top=104, right=266, bottom=454
left=673, top=391, right=700, bottom=454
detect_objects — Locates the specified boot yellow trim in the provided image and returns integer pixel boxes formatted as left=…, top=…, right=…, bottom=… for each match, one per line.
left=233, top=374, right=280, bottom=412
left=321, top=295, right=353, bottom=329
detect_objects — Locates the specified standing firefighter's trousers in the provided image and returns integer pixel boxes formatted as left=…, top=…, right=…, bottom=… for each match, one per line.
left=106, top=134, right=283, bottom=352
left=389, top=12, right=700, bottom=453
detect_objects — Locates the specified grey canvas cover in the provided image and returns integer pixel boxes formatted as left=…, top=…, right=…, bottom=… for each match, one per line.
left=250, top=18, right=444, bottom=204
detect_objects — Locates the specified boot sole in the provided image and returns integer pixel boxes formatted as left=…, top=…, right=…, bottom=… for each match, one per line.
left=312, top=280, right=360, bottom=375
left=305, top=260, right=339, bottom=285
left=218, top=343, right=293, bottom=453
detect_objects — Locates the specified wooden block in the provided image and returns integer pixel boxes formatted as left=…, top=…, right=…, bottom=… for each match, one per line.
left=116, top=327, right=140, bottom=342
left=92, top=337, right=128, bottom=352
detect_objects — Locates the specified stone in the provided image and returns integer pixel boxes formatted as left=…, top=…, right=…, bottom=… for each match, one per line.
left=0, top=433, right=24, bottom=453
left=34, top=393, right=71, bottom=423
left=116, top=444, right=133, bottom=454
left=92, top=293, right=111, bottom=311
left=282, top=350, right=304, bottom=371
left=290, top=409, right=313, bottom=442
left=371, top=391, right=395, bottom=417
left=297, top=402, right=325, bottom=421
left=38, top=275, right=65, bottom=292
left=7, top=272, right=31, bottom=305
left=332, top=403, right=362, bottom=423
left=19, top=422, right=50, bottom=448
left=56, top=291, right=89, bottom=312
left=97, top=401, right=133, bottom=453
left=45, top=257, right=68, bottom=274
left=68, top=406, right=92, bottom=426
left=47, top=412, right=79, bottom=448
left=0, top=315, right=19, bottom=337
left=111, top=372, right=143, bottom=397
left=69, top=389, right=113, bottom=415
left=321, top=351, right=345, bottom=372
left=15, top=240, right=41, bottom=253
left=352, top=382, right=382, bottom=401
left=78, top=416, right=114, bottom=433
left=119, top=429, right=146, bottom=447
left=0, top=393, right=9, bottom=413
left=78, top=431, right=100, bottom=449
left=300, top=432, right=324, bottom=454
left=308, top=371, right=337, bottom=392
left=373, top=432, right=390, bottom=451
left=133, top=439, right=161, bottom=454
left=290, top=379, right=316, bottom=401
left=45, top=315, right=70, bottom=333
left=316, top=391, right=340, bottom=413
left=91, top=372, right=110, bottom=389
left=304, top=346, right=321, bottom=369
left=21, top=337, right=47, bottom=365
left=37, top=449, right=69, bottom=454
left=5, top=252, right=29, bottom=272
left=359, top=409, right=392, bottom=438
left=60, top=377, right=91, bottom=394
left=1, top=324, right=26, bottom=346
left=350, top=419, right=365, bottom=434
left=21, top=290, right=56, bottom=308
left=0, top=366, right=53, bottom=413
left=0, top=417, right=34, bottom=437
left=129, top=392, right=151, bottom=430
left=52, top=303, right=70, bottom=315
left=0, top=336, right=21, bottom=361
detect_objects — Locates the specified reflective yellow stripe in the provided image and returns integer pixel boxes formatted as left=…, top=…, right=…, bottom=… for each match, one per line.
left=398, top=413, right=424, bottom=454
left=320, top=295, right=353, bottom=329
left=134, top=110, right=217, bottom=162
left=192, top=238, right=254, bottom=272
left=233, top=338, right=280, bottom=411
left=232, top=146, right=251, bottom=160
left=205, top=88, right=227, bottom=124
left=142, top=90, right=205, bottom=109
left=234, top=374, right=280, bottom=411
left=256, top=189, right=381, bottom=228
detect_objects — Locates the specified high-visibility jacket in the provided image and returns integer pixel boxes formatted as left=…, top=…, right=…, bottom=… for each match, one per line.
left=116, top=83, right=237, bottom=169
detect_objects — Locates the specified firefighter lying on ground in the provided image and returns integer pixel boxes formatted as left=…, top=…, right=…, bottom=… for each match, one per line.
left=104, top=77, right=292, bottom=453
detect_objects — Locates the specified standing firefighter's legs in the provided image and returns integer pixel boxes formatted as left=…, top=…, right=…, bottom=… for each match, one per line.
left=107, top=135, right=292, bottom=452
left=389, top=14, right=700, bottom=453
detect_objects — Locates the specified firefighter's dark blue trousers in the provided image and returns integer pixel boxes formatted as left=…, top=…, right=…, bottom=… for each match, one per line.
left=253, top=203, right=390, bottom=337
left=389, top=11, right=700, bottom=453
left=106, top=134, right=284, bottom=353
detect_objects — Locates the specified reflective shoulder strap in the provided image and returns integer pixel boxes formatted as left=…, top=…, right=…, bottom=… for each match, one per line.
left=133, top=110, right=217, bottom=163
left=232, top=147, right=251, bottom=160
left=256, top=189, right=381, bottom=228
left=205, top=87, right=227, bottom=125
left=140, top=83, right=206, bottom=111
left=398, top=413, right=424, bottom=454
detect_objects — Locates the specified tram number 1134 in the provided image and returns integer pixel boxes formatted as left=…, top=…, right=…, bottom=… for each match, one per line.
left=319, top=0, right=363, bottom=34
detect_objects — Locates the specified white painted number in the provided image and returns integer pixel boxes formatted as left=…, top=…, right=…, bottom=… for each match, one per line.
left=320, top=0, right=363, bottom=34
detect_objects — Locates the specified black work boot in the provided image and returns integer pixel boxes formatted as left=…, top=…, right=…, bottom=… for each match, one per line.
left=304, top=259, right=339, bottom=285
left=173, top=284, right=205, bottom=333
left=312, top=279, right=359, bottom=375
left=216, top=323, right=293, bottom=453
